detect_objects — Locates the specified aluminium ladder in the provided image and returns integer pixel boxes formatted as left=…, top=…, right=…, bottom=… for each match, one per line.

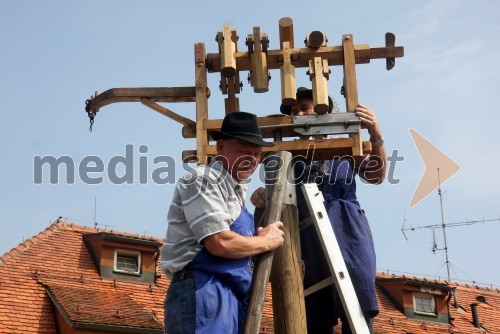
left=300, top=183, right=370, bottom=334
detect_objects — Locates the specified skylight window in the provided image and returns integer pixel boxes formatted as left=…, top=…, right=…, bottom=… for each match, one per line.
left=114, top=249, right=141, bottom=275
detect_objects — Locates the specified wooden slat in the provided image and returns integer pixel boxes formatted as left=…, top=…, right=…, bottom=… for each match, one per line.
left=86, top=87, right=200, bottom=113
left=206, top=44, right=404, bottom=73
left=342, top=34, right=363, bottom=158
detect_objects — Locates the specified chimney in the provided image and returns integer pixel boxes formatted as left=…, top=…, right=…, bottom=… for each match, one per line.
left=451, top=287, right=458, bottom=309
left=470, top=303, right=481, bottom=329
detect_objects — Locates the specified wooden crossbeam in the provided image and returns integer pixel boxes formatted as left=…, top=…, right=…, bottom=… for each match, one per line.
left=206, top=44, right=403, bottom=73
left=182, top=138, right=372, bottom=163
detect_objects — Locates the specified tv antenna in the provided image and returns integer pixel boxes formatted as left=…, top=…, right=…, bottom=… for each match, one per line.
left=401, top=168, right=500, bottom=282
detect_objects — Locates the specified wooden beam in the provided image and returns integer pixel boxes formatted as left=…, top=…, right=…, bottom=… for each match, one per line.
left=342, top=34, right=363, bottom=158
left=182, top=139, right=372, bottom=162
left=140, top=98, right=196, bottom=127
left=86, top=87, right=203, bottom=113
left=243, top=152, right=292, bottom=334
left=194, top=43, right=209, bottom=164
left=270, top=180, right=307, bottom=333
left=206, top=44, right=404, bottom=73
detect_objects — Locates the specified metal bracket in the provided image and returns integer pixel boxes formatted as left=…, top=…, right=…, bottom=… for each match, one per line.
left=293, top=113, right=360, bottom=136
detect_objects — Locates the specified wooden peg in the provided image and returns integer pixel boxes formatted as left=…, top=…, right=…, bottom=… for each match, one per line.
left=280, top=41, right=296, bottom=107
left=249, top=26, right=269, bottom=93
left=218, top=29, right=240, bottom=113
left=305, top=31, right=327, bottom=49
left=308, top=57, right=329, bottom=114
left=279, top=17, right=294, bottom=49
left=385, top=32, right=396, bottom=70
left=220, top=24, right=236, bottom=77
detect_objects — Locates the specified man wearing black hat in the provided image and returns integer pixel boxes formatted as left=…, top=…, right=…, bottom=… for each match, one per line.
left=161, top=111, right=284, bottom=334
left=268, top=87, right=385, bottom=334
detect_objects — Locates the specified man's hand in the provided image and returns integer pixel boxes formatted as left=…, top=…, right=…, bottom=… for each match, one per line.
left=354, top=104, right=382, bottom=141
left=250, top=187, right=266, bottom=209
left=257, top=221, right=285, bottom=250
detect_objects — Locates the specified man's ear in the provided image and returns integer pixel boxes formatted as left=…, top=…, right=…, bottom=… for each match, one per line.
left=216, top=139, right=224, bottom=155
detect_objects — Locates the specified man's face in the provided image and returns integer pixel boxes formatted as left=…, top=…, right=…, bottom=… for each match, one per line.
left=290, top=97, right=316, bottom=116
left=216, top=139, right=262, bottom=183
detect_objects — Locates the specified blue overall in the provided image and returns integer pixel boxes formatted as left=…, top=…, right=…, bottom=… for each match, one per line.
left=188, top=207, right=255, bottom=334
left=296, top=158, right=378, bottom=330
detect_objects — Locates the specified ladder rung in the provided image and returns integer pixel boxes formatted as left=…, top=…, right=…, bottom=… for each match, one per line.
left=299, top=216, right=315, bottom=231
left=304, top=276, right=335, bottom=297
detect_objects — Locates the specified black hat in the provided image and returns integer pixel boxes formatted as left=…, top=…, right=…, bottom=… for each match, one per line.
left=280, top=87, right=334, bottom=115
left=211, top=112, right=274, bottom=147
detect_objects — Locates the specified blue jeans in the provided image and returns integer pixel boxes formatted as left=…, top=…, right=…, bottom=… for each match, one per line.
left=164, top=277, right=196, bottom=334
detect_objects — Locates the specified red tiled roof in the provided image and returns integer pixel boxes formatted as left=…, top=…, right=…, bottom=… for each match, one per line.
left=375, top=272, right=500, bottom=333
left=2, top=221, right=500, bottom=333
left=0, top=220, right=275, bottom=333
left=46, top=284, right=162, bottom=329
left=0, top=221, right=168, bottom=333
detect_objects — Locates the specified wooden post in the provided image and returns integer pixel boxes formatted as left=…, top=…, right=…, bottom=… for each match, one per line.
left=270, top=164, right=307, bottom=334
left=342, top=34, right=363, bottom=159
left=194, top=43, right=208, bottom=164
left=243, top=151, right=292, bottom=334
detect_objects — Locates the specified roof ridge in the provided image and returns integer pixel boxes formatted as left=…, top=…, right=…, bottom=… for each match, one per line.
left=1, top=219, right=165, bottom=267
left=0, top=218, right=67, bottom=266
left=377, top=272, right=500, bottom=292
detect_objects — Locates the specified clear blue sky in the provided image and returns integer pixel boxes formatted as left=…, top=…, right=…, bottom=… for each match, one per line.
left=1, top=0, right=499, bottom=286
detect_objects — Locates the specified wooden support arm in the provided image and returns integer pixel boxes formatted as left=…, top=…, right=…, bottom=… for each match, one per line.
left=140, top=98, right=196, bottom=127
left=85, top=87, right=209, bottom=113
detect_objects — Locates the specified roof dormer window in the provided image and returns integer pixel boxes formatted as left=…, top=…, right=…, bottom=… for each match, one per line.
left=413, top=292, right=436, bottom=315
left=114, top=249, right=141, bottom=275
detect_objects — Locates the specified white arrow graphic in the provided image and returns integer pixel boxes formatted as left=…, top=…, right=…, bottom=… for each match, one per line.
left=409, top=128, right=461, bottom=208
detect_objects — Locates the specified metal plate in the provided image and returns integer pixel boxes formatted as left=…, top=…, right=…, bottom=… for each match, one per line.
left=293, top=113, right=360, bottom=136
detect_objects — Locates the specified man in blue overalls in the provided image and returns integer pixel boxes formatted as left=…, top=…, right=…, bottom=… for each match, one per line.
left=161, top=111, right=285, bottom=334
left=254, top=88, right=386, bottom=333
